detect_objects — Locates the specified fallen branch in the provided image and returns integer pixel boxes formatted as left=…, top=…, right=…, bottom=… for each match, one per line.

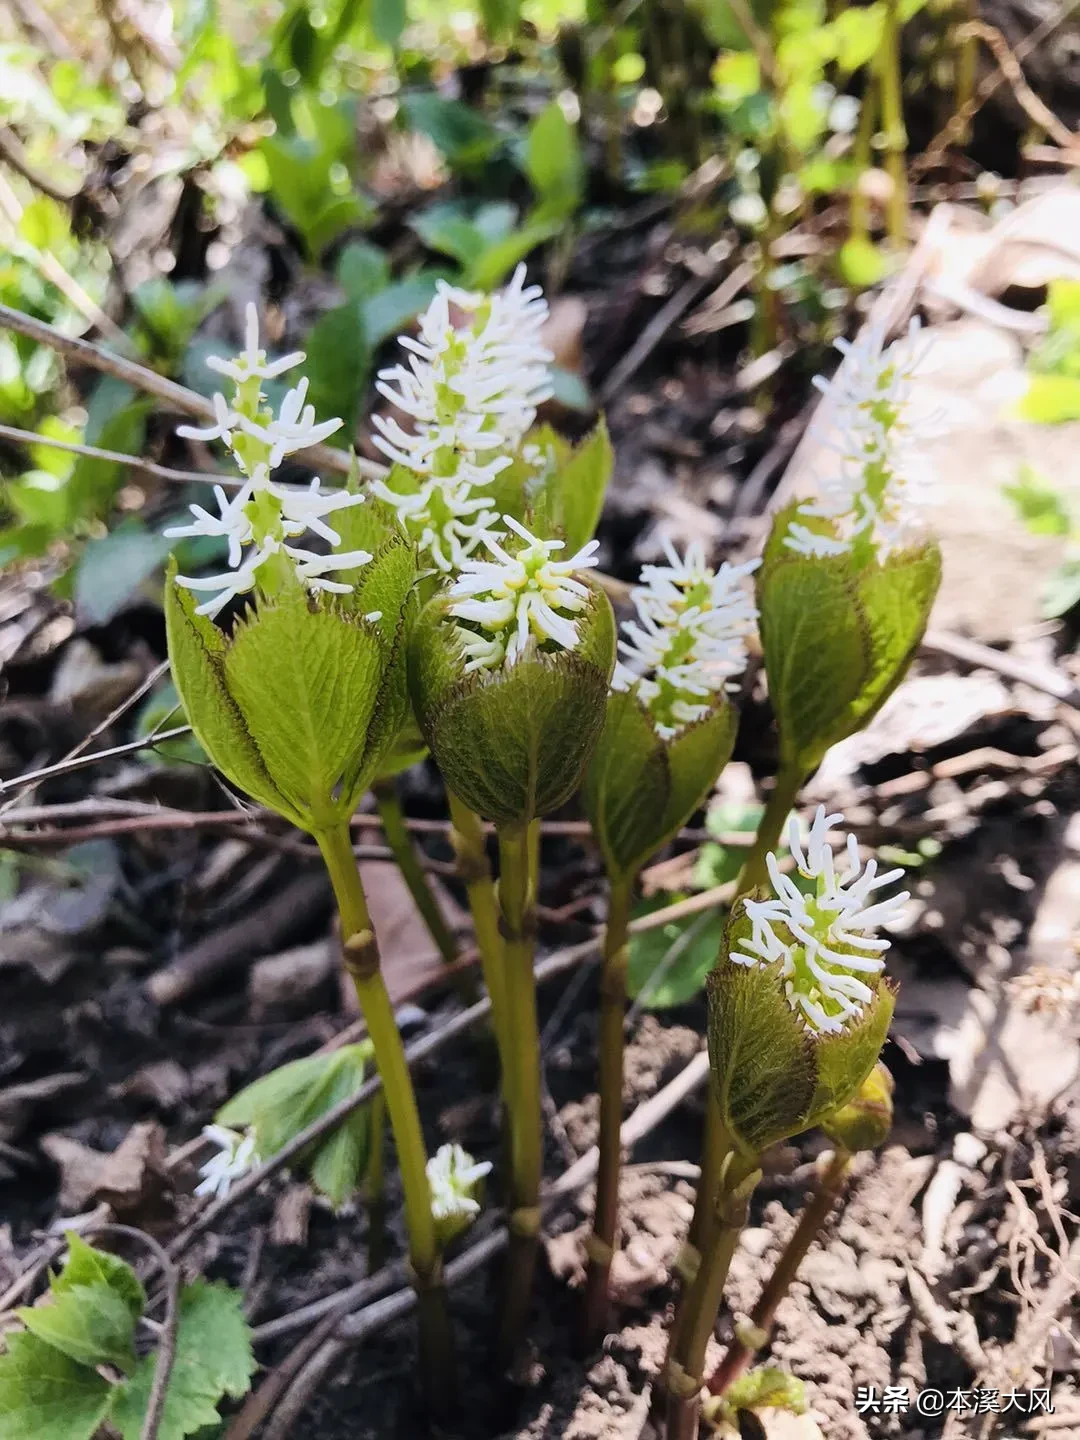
left=0, top=421, right=242, bottom=488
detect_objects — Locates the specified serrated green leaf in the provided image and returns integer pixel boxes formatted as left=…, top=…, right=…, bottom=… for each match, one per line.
left=584, top=690, right=671, bottom=878
left=854, top=541, right=941, bottom=730
left=707, top=906, right=817, bottom=1155
left=660, top=701, right=739, bottom=840
left=218, top=1044, right=374, bottom=1208
left=550, top=418, right=613, bottom=554
left=18, top=1283, right=137, bottom=1375
left=758, top=551, right=870, bottom=771
left=0, top=1330, right=115, bottom=1440
left=411, top=585, right=615, bottom=823
left=223, top=589, right=385, bottom=827
left=111, top=1280, right=255, bottom=1440
left=52, top=1233, right=145, bottom=1322
left=806, top=981, right=895, bottom=1126
left=164, top=564, right=299, bottom=825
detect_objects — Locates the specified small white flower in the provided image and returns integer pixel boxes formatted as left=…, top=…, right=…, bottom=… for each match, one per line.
left=786, top=317, right=930, bottom=561
left=195, top=1124, right=260, bottom=1199
left=205, top=302, right=306, bottom=383
left=731, top=806, right=908, bottom=1034
left=272, top=475, right=367, bottom=546
left=371, top=473, right=500, bottom=573
left=177, top=392, right=240, bottom=446
left=175, top=539, right=279, bottom=618
left=237, top=377, right=344, bottom=468
left=164, top=478, right=255, bottom=567
left=448, top=515, right=598, bottom=671
left=426, top=1143, right=492, bottom=1234
left=285, top=543, right=374, bottom=594
left=613, top=539, right=760, bottom=738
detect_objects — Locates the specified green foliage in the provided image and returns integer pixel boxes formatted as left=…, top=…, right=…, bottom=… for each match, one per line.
left=627, top=904, right=727, bottom=1008
left=301, top=301, right=369, bottom=434
left=259, top=92, right=374, bottom=260
left=820, top=1061, right=894, bottom=1152
left=409, top=585, right=616, bottom=827
left=0, top=1238, right=254, bottom=1440
left=0, top=1331, right=114, bottom=1440
left=525, top=101, right=586, bottom=224
left=166, top=537, right=417, bottom=833
left=409, top=200, right=558, bottom=290
left=757, top=503, right=941, bottom=774
left=585, top=690, right=737, bottom=881
left=130, top=277, right=227, bottom=371
left=74, top=521, right=176, bottom=626
left=399, top=92, right=503, bottom=173
left=712, top=1365, right=808, bottom=1425
left=693, top=797, right=766, bottom=890
left=707, top=902, right=894, bottom=1154
left=1003, top=466, right=1072, bottom=536
left=218, top=1043, right=376, bottom=1207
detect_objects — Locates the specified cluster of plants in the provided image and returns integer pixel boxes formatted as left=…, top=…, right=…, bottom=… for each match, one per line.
left=0, top=262, right=941, bottom=1431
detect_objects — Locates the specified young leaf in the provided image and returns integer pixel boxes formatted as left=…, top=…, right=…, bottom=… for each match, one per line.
left=164, top=565, right=301, bottom=826
left=627, top=907, right=727, bottom=1009
left=550, top=418, right=613, bottom=555
left=525, top=101, right=584, bottom=221
left=1015, top=372, right=1080, bottom=424
left=0, top=1330, right=115, bottom=1440
left=223, top=590, right=385, bottom=827
left=110, top=1280, right=255, bottom=1440
left=18, top=1283, right=137, bottom=1375
left=218, top=1045, right=374, bottom=1208
left=51, top=1232, right=145, bottom=1321
left=301, top=301, right=370, bottom=433
left=75, top=521, right=174, bottom=626
left=1003, top=468, right=1072, bottom=537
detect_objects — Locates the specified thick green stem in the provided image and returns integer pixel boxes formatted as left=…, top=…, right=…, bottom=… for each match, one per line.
left=734, top=764, right=806, bottom=896
left=663, top=1154, right=761, bottom=1440
left=686, top=1097, right=733, bottom=1259
left=707, top=1147, right=852, bottom=1397
left=495, top=823, right=543, bottom=1365
left=581, top=872, right=634, bottom=1348
left=878, top=0, right=909, bottom=245
left=363, top=1091, right=387, bottom=1274
left=315, top=823, right=454, bottom=1406
left=373, top=778, right=459, bottom=968
left=448, top=792, right=508, bottom=1054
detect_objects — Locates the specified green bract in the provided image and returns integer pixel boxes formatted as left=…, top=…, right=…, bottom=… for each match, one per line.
left=165, top=533, right=417, bottom=833
left=408, top=579, right=616, bottom=827
left=820, top=1061, right=894, bottom=1153
left=583, top=689, right=738, bottom=881
left=706, top=901, right=895, bottom=1156
left=489, top=419, right=614, bottom=555
left=757, top=501, right=941, bottom=774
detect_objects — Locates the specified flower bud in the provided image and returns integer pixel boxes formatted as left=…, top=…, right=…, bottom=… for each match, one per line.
left=820, top=1062, right=894, bottom=1153
left=408, top=522, right=616, bottom=827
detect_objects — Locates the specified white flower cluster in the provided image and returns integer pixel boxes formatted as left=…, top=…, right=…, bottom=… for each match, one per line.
left=371, top=265, right=553, bottom=571
left=196, top=1124, right=260, bottom=1199
left=612, top=539, right=760, bottom=739
left=167, top=304, right=369, bottom=616
left=447, top=516, right=599, bottom=672
left=731, top=806, right=908, bottom=1034
left=426, top=1143, right=493, bottom=1235
left=786, top=317, right=929, bottom=562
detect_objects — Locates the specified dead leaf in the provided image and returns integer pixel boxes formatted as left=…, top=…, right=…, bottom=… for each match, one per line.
left=250, top=939, right=336, bottom=1017
left=94, top=1121, right=174, bottom=1223
left=41, top=1134, right=107, bottom=1212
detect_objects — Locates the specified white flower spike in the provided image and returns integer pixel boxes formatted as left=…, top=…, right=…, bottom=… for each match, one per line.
left=448, top=515, right=599, bottom=671
left=195, top=1124, right=260, bottom=1199
left=205, top=302, right=306, bottom=383
left=786, top=317, right=930, bottom=561
left=613, top=538, right=760, bottom=738
left=426, top=1143, right=492, bottom=1234
left=372, top=265, right=553, bottom=568
left=731, top=806, right=907, bottom=1034
left=168, top=308, right=367, bottom=613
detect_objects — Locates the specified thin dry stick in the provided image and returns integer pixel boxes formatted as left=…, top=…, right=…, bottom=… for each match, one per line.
left=0, top=422, right=242, bottom=487
left=961, top=20, right=1078, bottom=150
left=0, top=301, right=384, bottom=480
left=0, top=728, right=190, bottom=802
